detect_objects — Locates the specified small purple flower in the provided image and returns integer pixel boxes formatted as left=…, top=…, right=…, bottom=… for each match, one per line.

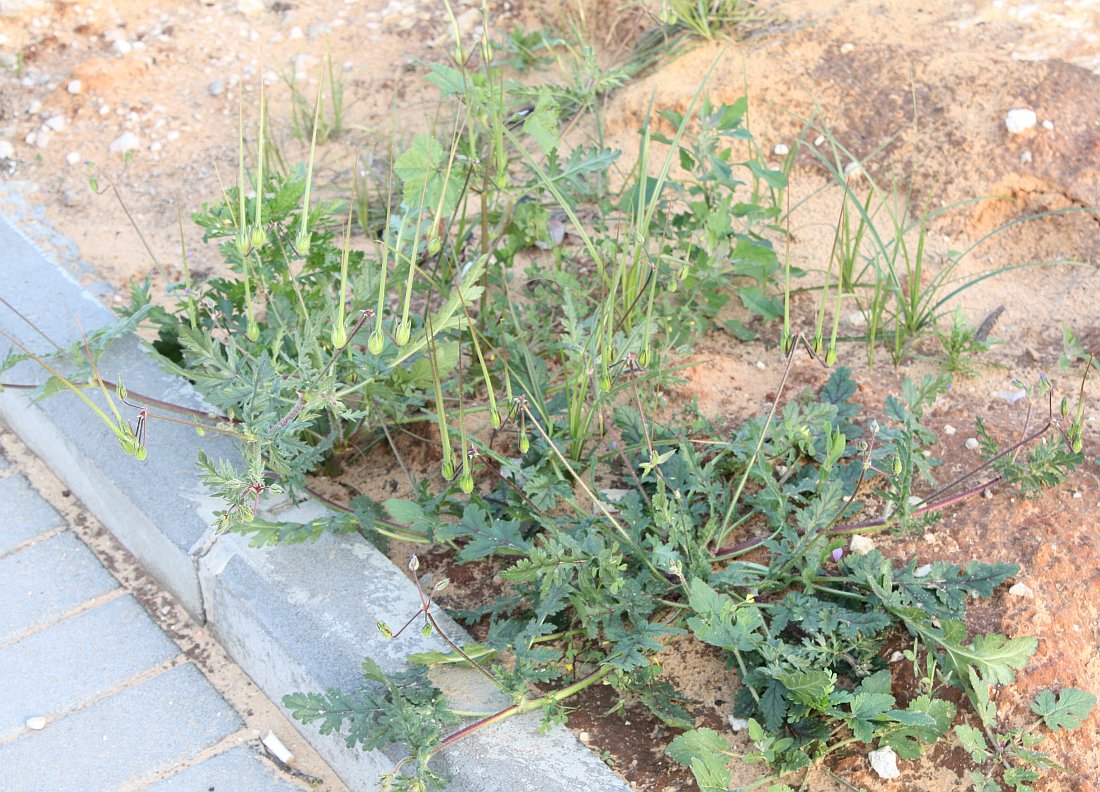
left=831, top=547, right=845, bottom=563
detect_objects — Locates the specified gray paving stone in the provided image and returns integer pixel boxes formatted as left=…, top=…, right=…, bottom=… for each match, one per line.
left=143, top=744, right=303, bottom=792
left=0, top=594, right=179, bottom=740
left=0, top=531, right=118, bottom=643
left=0, top=662, right=242, bottom=792
left=0, top=474, right=66, bottom=554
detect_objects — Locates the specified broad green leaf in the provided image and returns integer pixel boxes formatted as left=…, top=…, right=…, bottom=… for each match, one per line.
left=393, top=134, right=461, bottom=216
left=685, top=579, right=764, bottom=651
left=523, top=90, right=560, bottom=155
left=881, top=695, right=956, bottom=760
left=774, top=669, right=836, bottom=708
left=384, top=498, right=424, bottom=524
left=1031, top=688, right=1096, bottom=732
left=667, top=728, right=732, bottom=792
left=954, top=724, right=990, bottom=764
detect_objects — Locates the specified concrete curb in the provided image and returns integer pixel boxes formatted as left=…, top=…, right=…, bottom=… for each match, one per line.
left=0, top=212, right=632, bottom=792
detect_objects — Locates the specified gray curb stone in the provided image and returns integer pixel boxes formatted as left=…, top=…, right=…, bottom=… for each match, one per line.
left=0, top=212, right=633, bottom=791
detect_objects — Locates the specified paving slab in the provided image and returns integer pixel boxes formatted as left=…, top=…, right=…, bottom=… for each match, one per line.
left=0, top=662, right=242, bottom=792
left=0, top=594, right=178, bottom=740
left=143, top=744, right=304, bottom=792
left=0, top=530, right=118, bottom=643
left=0, top=474, right=66, bottom=554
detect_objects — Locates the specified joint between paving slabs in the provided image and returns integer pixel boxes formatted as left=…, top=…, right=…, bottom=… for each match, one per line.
left=0, top=421, right=349, bottom=791
left=0, top=587, right=127, bottom=652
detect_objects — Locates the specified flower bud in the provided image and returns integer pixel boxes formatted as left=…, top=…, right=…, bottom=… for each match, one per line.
left=638, top=347, right=651, bottom=368
left=421, top=621, right=433, bottom=637
left=459, top=469, right=474, bottom=494
left=599, top=372, right=612, bottom=392
left=490, top=407, right=502, bottom=429
left=294, top=229, right=312, bottom=257
left=331, top=323, right=348, bottom=349
left=249, top=224, right=267, bottom=251
left=235, top=229, right=253, bottom=258
left=441, top=455, right=456, bottom=480
left=519, top=433, right=530, bottom=453
left=368, top=330, right=385, bottom=355
left=427, top=236, right=442, bottom=256
left=246, top=319, right=260, bottom=342
left=408, top=554, right=420, bottom=572
left=394, top=320, right=411, bottom=347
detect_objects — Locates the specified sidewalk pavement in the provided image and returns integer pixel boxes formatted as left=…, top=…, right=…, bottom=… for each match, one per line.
left=0, top=429, right=312, bottom=792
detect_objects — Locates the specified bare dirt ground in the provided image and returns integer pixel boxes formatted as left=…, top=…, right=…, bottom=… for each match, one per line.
left=2, top=0, right=1099, bottom=790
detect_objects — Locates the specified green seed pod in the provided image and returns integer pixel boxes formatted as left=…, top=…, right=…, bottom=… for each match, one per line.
left=421, top=621, right=433, bottom=637
left=330, top=323, right=348, bottom=349
left=668, top=278, right=678, bottom=294
left=599, top=372, right=612, bottom=392
left=826, top=347, right=837, bottom=366
left=459, top=469, right=474, bottom=494
left=892, top=455, right=903, bottom=475
left=490, top=407, right=502, bottom=429
left=394, top=320, right=411, bottom=347
left=679, top=265, right=690, bottom=281
left=249, top=224, right=267, bottom=251
left=246, top=319, right=260, bottom=342
left=1060, top=396, right=1070, bottom=417
left=441, top=456, right=456, bottom=480
left=376, top=620, right=393, bottom=639
left=638, top=347, right=651, bottom=368
left=294, top=229, right=312, bottom=257
left=519, top=433, right=530, bottom=454
left=195, top=426, right=206, bottom=437
left=368, top=330, right=385, bottom=355
left=427, top=236, right=442, bottom=256
left=234, top=229, right=252, bottom=258
left=1073, top=435, right=1083, bottom=453
left=134, top=445, right=148, bottom=461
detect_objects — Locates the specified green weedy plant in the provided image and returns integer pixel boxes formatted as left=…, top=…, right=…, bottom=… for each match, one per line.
left=283, top=346, right=1092, bottom=791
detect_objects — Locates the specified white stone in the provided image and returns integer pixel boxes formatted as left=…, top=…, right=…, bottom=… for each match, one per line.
left=1008, top=582, right=1034, bottom=598
left=965, top=437, right=980, bottom=450
left=67, top=79, right=82, bottom=94
left=813, top=134, right=825, bottom=146
left=109, top=131, right=139, bottom=154
left=754, top=360, right=766, bottom=370
left=869, top=746, right=901, bottom=779
left=727, top=716, right=750, bottom=732
left=66, top=150, right=81, bottom=165
left=889, top=650, right=905, bottom=663
left=0, top=140, right=13, bottom=159
left=31, top=128, right=51, bottom=148
left=1041, top=119, right=1054, bottom=130
left=25, top=716, right=46, bottom=730
left=288, top=25, right=304, bottom=40
left=27, top=99, right=42, bottom=114
left=943, top=424, right=956, bottom=436
left=850, top=534, right=875, bottom=555
left=914, top=563, right=933, bottom=578
left=773, top=143, right=790, bottom=156
left=840, top=42, right=856, bottom=54
left=1005, top=108, right=1037, bottom=134
left=44, top=114, right=65, bottom=131
left=843, top=161, right=864, bottom=179
left=112, top=38, right=132, bottom=54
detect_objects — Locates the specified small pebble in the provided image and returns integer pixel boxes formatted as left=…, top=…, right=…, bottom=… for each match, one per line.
left=28, top=99, right=42, bottom=114
left=1020, top=150, right=1032, bottom=164
left=965, top=437, right=980, bottom=450
left=839, top=42, right=855, bottom=54
left=112, top=38, right=132, bottom=54
left=67, top=79, right=82, bottom=94
left=913, top=563, right=932, bottom=578
left=869, top=746, right=901, bottom=780
left=773, top=143, right=790, bottom=156
left=944, top=424, right=956, bottom=436
left=208, top=80, right=225, bottom=97
left=26, top=716, right=46, bottom=730
left=1042, top=119, right=1054, bottom=130
left=1008, top=582, right=1033, bottom=598
left=65, top=151, right=81, bottom=165
left=728, top=716, right=750, bottom=732
left=814, top=134, right=825, bottom=146
left=1072, top=491, right=1082, bottom=499
left=843, top=161, right=864, bottom=179
left=109, top=131, right=139, bottom=154
left=44, top=114, right=66, bottom=131
left=0, top=140, right=13, bottom=159
left=889, top=651, right=905, bottom=663
left=754, top=360, right=766, bottom=370
left=1005, top=108, right=1037, bottom=134
left=850, top=534, right=875, bottom=556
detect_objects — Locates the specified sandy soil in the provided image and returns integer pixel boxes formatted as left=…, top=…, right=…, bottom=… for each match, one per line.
left=2, top=0, right=1099, bottom=790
